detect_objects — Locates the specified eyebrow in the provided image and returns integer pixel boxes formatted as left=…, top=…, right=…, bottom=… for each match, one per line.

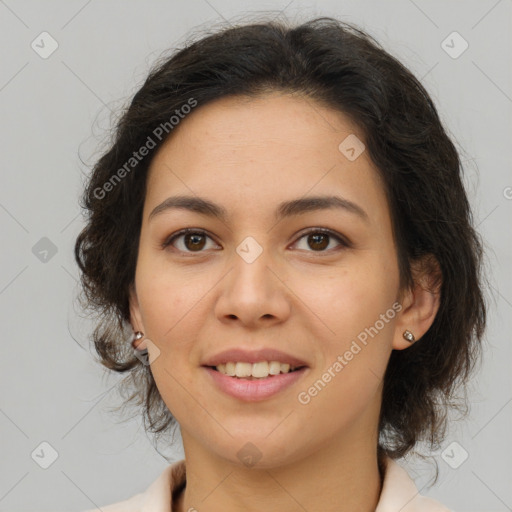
left=148, top=194, right=369, bottom=223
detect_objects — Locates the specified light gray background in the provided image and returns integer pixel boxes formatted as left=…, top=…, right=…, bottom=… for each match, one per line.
left=0, top=1, right=510, bottom=511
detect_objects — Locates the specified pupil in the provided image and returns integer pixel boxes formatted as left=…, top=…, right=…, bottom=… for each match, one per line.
left=309, top=233, right=328, bottom=250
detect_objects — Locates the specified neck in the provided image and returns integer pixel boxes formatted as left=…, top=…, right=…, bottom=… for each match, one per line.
left=174, top=430, right=384, bottom=512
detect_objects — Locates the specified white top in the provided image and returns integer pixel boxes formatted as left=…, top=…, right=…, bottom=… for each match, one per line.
left=82, top=456, right=453, bottom=512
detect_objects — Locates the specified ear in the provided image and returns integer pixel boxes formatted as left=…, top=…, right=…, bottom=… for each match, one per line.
left=393, top=254, right=442, bottom=350
left=129, top=282, right=148, bottom=351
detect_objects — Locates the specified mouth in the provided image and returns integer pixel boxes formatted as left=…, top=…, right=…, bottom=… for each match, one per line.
left=202, top=362, right=309, bottom=401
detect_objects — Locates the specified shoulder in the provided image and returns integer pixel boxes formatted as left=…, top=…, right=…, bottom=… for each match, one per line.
left=377, top=457, right=454, bottom=512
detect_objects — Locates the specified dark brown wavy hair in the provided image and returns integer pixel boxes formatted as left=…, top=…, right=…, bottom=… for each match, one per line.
left=74, top=16, right=487, bottom=466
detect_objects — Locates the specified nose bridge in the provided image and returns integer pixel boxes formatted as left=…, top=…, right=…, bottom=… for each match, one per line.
left=215, top=234, right=290, bottom=325
left=231, top=234, right=275, bottom=299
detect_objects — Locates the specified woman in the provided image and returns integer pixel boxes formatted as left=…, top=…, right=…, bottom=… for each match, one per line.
left=76, top=16, right=486, bottom=512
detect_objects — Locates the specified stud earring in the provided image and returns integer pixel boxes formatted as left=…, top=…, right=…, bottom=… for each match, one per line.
left=131, top=331, right=145, bottom=350
left=402, top=330, right=415, bottom=343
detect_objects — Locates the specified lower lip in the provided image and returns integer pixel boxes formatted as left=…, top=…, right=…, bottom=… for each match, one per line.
left=203, top=366, right=308, bottom=402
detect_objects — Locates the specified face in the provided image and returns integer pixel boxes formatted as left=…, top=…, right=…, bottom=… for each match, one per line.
left=129, top=92, right=411, bottom=468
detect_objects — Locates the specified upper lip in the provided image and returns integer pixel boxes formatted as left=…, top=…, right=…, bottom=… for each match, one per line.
left=202, top=348, right=309, bottom=368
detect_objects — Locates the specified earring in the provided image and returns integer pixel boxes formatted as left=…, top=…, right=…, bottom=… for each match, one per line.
left=402, top=330, right=415, bottom=343
left=131, top=331, right=145, bottom=350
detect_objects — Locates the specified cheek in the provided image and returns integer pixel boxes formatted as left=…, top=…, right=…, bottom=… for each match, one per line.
left=294, top=272, right=395, bottom=432
left=135, top=249, right=208, bottom=339
left=136, top=276, right=204, bottom=422
left=298, top=259, right=397, bottom=335
left=296, top=258, right=397, bottom=391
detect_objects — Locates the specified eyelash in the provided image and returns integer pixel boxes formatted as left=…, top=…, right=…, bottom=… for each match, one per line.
left=161, top=227, right=351, bottom=255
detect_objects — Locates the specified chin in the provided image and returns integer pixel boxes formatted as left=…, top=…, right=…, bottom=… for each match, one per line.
left=209, top=432, right=311, bottom=471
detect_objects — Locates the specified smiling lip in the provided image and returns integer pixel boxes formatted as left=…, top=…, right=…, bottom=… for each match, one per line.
left=201, top=348, right=308, bottom=367
left=204, top=366, right=308, bottom=401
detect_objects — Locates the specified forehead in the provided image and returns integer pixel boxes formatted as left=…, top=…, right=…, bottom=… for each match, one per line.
left=144, top=93, right=388, bottom=224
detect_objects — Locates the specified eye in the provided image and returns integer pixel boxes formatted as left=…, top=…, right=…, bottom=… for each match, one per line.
left=292, top=228, right=350, bottom=252
left=161, top=228, right=219, bottom=253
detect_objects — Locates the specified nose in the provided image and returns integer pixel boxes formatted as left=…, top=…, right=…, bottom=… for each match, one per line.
left=214, top=244, right=292, bottom=329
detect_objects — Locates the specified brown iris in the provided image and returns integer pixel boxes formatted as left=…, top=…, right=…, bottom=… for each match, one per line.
left=307, top=233, right=329, bottom=251
left=184, top=233, right=207, bottom=251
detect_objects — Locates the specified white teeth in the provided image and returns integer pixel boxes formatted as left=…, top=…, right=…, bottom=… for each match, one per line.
left=251, top=361, right=269, bottom=378
left=214, top=361, right=300, bottom=378
left=235, top=362, right=252, bottom=377
left=269, top=361, right=281, bottom=375
left=225, top=362, right=236, bottom=376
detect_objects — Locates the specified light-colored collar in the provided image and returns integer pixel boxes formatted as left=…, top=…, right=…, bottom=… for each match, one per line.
left=89, top=456, right=452, bottom=512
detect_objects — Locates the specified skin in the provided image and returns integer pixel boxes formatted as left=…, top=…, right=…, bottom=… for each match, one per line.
left=129, top=92, right=441, bottom=512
